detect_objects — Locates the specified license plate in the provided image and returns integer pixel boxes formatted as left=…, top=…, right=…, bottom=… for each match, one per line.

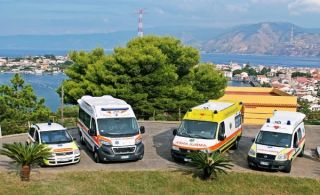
left=260, top=161, right=269, bottom=166
left=59, top=158, right=70, bottom=162
left=184, top=158, right=192, bottom=162
left=121, top=155, right=129, bottom=159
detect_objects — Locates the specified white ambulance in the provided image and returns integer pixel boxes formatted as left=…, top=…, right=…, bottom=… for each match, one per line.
left=248, top=111, right=306, bottom=173
left=171, top=100, right=244, bottom=162
left=27, top=122, right=80, bottom=166
left=77, top=95, right=145, bottom=163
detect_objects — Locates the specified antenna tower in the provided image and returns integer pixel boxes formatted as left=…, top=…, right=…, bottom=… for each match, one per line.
left=137, top=9, right=144, bottom=37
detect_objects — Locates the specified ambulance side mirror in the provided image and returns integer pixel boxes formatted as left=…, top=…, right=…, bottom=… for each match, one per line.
left=294, top=142, right=298, bottom=148
left=140, top=126, right=145, bottom=134
left=173, top=128, right=177, bottom=136
left=218, top=133, right=225, bottom=141
left=88, top=129, right=95, bottom=136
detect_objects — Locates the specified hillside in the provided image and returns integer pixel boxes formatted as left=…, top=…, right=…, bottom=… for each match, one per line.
left=0, top=22, right=320, bottom=57
left=203, top=22, right=320, bottom=57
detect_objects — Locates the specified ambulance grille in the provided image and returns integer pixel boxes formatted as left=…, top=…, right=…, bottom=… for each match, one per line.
left=113, top=147, right=136, bottom=154
left=56, top=152, right=73, bottom=156
left=256, top=153, right=276, bottom=160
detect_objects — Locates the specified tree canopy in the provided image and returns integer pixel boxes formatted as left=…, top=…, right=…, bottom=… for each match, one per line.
left=61, top=36, right=227, bottom=119
left=0, top=74, right=51, bottom=135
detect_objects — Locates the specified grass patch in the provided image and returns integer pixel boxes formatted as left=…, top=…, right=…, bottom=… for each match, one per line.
left=0, top=171, right=319, bottom=195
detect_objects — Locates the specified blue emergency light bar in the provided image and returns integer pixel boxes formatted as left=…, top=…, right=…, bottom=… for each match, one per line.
left=101, top=108, right=129, bottom=111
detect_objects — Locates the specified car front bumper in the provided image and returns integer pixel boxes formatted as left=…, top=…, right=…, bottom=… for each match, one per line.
left=247, top=156, right=290, bottom=171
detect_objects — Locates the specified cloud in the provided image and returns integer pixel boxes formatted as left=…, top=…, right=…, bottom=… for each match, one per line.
left=225, top=4, right=249, bottom=13
left=288, top=0, right=320, bottom=15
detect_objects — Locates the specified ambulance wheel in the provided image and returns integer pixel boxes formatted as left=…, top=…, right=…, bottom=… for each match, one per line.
left=283, top=161, right=292, bottom=173
left=231, top=138, right=239, bottom=150
left=79, top=133, right=85, bottom=145
left=298, top=145, right=304, bottom=157
left=93, top=151, right=101, bottom=163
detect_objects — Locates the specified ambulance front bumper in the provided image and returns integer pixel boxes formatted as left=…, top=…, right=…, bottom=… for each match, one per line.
left=247, top=156, right=290, bottom=171
left=98, top=142, right=144, bottom=162
left=45, top=154, right=80, bottom=166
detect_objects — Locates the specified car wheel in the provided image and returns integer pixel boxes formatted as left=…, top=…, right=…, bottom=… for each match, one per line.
left=231, top=138, right=239, bottom=150
left=79, top=134, right=85, bottom=145
left=298, top=145, right=304, bottom=157
left=94, top=151, right=101, bottom=163
left=283, top=160, right=292, bottom=173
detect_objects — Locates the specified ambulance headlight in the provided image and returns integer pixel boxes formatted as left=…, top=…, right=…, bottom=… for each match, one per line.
left=49, top=153, right=56, bottom=158
left=248, top=148, right=256, bottom=157
left=100, top=140, right=112, bottom=146
left=74, top=149, right=80, bottom=155
left=172, top=145, right=179, bottom=151
left=277, top=153, right=287, bottom=161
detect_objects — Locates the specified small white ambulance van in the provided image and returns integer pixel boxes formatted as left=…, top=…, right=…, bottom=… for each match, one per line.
left=27, top=122, right=80, bottom=166
left=247, top=111, right=306, bottom=173
left=77, top=95, right=145, bottom=163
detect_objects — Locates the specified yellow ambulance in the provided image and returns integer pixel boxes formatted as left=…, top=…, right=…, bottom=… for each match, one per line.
left=171, top=100, right=243, bottom=162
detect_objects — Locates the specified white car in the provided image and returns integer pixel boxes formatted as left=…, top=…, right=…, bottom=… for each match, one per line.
left=28, top=122, right=80, bottom=166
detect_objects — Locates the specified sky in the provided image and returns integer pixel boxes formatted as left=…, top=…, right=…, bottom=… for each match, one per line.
left=1, top=0, right=320, bottom=35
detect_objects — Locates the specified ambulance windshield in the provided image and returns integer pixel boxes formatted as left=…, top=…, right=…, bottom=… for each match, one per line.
left=40, top=130, right=73, bottom=144
left=97, top=117, right=139, bottom=137
left=255, top=131, right=292, bottom=148
left=177, top=120, right=218, bottom=139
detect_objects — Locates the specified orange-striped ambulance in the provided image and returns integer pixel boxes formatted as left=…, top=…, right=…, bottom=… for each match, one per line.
left=171, top=100, right=243, bottom=162
left=248, top=111, right=306, bottom=173
left=77, top=95, right=145, bottom=163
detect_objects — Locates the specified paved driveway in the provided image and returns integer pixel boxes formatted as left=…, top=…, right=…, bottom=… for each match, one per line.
left=0, top=122, right=319, bottom=178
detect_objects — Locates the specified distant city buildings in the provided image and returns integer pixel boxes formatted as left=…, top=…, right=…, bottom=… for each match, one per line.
left=0, top=55, right=69, bottom=74
left=216, top=61, right=320, bottom=110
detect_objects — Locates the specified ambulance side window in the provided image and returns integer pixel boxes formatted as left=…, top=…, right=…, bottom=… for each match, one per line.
left=235, top=114, right=241, bottom=128
left=29, top=127, right=35, bottom=138
left=297, top=128, right=302, bottom=140
left=218, top=122, right=225, bottom=139
left=91, top=118, right=97, bottom=134
left=34, top=130, right=39, bottom=143
left=293, top=132, right=298, bottom=148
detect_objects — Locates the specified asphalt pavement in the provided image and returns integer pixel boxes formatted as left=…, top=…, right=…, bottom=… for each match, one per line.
left=0, top=122, right=319, bottom=179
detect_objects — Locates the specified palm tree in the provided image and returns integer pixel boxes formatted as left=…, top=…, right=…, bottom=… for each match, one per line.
left=187, top=151, right=233, bottom=180
left=0, top=142, right=51, bottom=181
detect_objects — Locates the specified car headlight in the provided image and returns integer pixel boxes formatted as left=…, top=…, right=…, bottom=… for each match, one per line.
left=74, top=149, right=80, bottom=155
left=172, top=145, right=179, bottom=151
left=49, top=153, right=56, bottom=158
left=277, top=153, right=287, bottom=161
left=100, top=140, right=112, bottom=146
left=248, top=148, right=256, bottom=157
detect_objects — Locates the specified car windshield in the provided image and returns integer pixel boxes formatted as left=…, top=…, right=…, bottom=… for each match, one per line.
left=40, top=130, right=72, bottom=144
left=97, top=117, right=139, bottom=137
left=255, top=131, right=292, bottom=148
left=177, top=120, right=218, bottom=139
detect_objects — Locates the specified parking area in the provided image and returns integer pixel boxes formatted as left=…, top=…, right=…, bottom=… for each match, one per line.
left=0, top=122, right=319, bottom=178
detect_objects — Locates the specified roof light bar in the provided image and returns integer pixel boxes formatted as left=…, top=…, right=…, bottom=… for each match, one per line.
left=101, top=108, right=129, bottom=111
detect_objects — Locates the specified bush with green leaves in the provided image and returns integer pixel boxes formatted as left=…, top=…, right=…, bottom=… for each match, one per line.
left=0, top=74, right=51, bottom=135
left=0, top=142, right=52, bottom=181
left=187, top=151, right=233, bottom=180
left=60, top=36, right=227, bottom=119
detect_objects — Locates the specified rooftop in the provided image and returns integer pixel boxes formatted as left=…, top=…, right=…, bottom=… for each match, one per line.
left=35, top=122, right=66, bottom=132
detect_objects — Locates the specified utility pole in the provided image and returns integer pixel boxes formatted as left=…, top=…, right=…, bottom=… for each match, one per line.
left=61, top=83, right=64, bottom=124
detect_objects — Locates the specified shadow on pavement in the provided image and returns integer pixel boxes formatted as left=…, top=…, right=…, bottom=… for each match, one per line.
left=152, top=128, right=176, bottom=162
